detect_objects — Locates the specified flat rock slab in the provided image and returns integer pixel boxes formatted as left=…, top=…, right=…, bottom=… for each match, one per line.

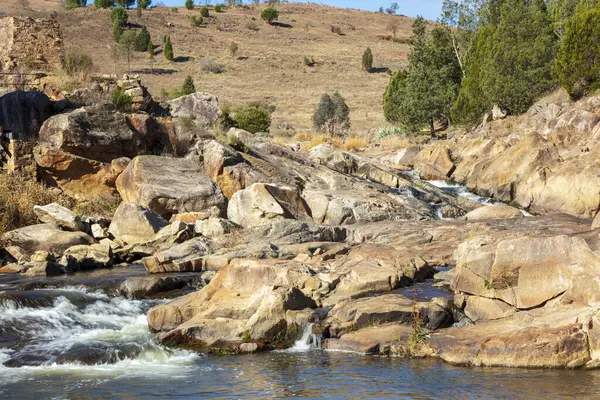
left=1, top=223, right=94, bottom=256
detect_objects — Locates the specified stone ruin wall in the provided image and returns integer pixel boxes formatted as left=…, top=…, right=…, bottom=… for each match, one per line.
left=0, top=16, right=62, bottom=90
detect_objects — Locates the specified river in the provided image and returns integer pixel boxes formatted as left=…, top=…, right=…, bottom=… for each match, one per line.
left=2, top=277, right=600, bottom=399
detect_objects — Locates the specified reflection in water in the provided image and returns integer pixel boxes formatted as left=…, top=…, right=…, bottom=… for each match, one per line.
left=4, top=349, right=600, bottom=398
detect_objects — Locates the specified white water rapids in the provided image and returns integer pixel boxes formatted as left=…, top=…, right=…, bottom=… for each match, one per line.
left=0, top=287, right=199, bottom=386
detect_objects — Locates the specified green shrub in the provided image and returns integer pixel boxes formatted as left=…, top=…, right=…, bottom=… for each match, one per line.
left=190, top=16, right=204, bottom=27
left=201, top=6, right=209, bottom=17
left=214, top=4, right=224, bottom=12
left=185, top=0, right=194, bottom=10
left=147, top=39, right=154, bottom=55
left=181, top=75, right=196, bottom=95
left=200, top=59, right=224, bottom=73
left=555, top=6, right=600, bottom=99
left=219, top=107, right=237, bottom=131
left=110, top=87, right=133, bottom=112
left=362, top=47, right=373, bottom=72
left=232, top=105, right=273, bottom=133
left=112, top=23, right=122, bottom=42
left=376, top=126, right=405, bottom=139
left=229, top=41, right=238, bottom=58
left=94, top=0, right=113, bottom=8
left=61, top=49, right=94, bottom=78
left=261, top=7, right=279, bottom=24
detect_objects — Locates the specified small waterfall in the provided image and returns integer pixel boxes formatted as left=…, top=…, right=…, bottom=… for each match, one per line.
left=291, top=323, right=322, bottom=351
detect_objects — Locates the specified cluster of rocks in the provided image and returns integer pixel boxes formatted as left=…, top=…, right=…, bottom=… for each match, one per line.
left=4, top=85, right=600, bottom=369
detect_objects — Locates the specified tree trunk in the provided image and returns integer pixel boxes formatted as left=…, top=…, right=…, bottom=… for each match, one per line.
left=430, top=119, right=437, bottom=139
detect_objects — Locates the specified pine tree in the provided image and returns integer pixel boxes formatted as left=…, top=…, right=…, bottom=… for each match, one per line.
left=555, top=6, right=600, bottom=99
left=118, top=30, right=137, bottom=74
left=313, top=94, right=335, bottom=134
left=362, top=47, right=373, bottom=72
left=181, top=75, right=196, bottom=95
left=313, top=92, right=350, bottom=136
left=383, top=18, right=462, bottom=136
left=135, top=26, right=151, bottom=52
left=331, top=91, right=350, bottom=135
left=185, top=0, right=194, bottom=10
left=164, top=36, right=174, bottom=61
left=480, top=0, right=557, bottom=114
left=452, top=0, right=558, bottom=123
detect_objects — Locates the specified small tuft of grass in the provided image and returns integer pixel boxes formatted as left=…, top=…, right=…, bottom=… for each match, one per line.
left=343, top=136, right=369, bottom=151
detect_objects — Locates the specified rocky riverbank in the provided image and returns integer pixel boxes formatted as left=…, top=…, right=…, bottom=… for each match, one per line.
left=3, top=84, right=600, bottom=369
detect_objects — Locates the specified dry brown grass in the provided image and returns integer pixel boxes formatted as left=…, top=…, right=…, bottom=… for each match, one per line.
left=72, top=194, right=121, bottom=219
left=0, top=173, right=72, bottom=236
left=343, top=136, right=369, bottom=151
left=379, top=135, right=414, bottom=149
left=3, top=1, right=413, bottom=134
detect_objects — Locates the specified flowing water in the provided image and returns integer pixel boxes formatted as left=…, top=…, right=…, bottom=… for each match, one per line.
left=2, top=284, right=600, bottom=398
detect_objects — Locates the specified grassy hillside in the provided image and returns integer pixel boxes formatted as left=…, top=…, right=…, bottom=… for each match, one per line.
left=3, top=1, right=415, bottom=134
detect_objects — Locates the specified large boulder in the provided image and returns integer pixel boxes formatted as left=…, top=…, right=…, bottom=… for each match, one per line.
left=34, top=106, right=142, bottom=196
left=167, top=92, right=221, bottom=126
left=464, top=134, right=561, bottom=206
left=116, top=155, right=226, bottom=218
left=37, top=106, right=140, bottom=162
left=33, top=203, right=83, bottom=231
left=1, top=223, right=94, bottom=256
left=324, top=323, right=416, bottom=354
left=0, top=91, right=53, bottom=140
left=108, top=202, right=169, bottom=245
left=227, top=183, right=312, bottom=228
left=61, top=243, right=113, bottom=271
left=148, top=259, right=320, bottom=352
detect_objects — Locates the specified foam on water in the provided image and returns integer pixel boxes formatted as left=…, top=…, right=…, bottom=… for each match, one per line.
left=0, top=287, right=199, bottom=384
left=427, top=179, right=510, bottom=207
